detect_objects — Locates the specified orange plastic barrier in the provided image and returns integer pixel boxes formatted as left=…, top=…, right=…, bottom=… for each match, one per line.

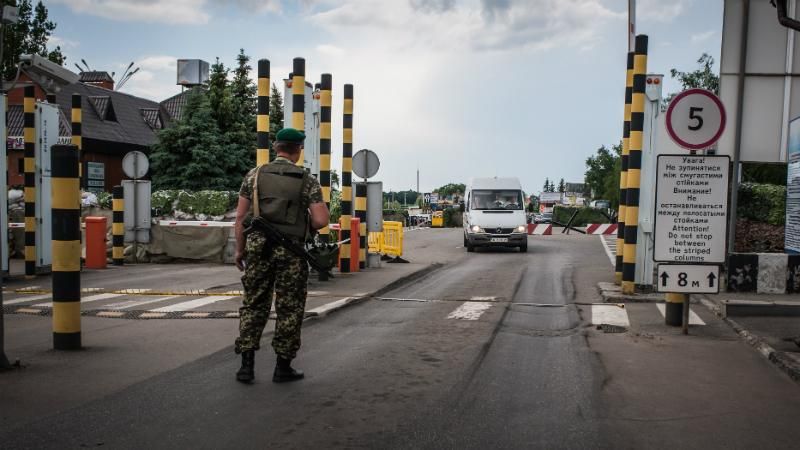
left=84, top=216, right=107, bottom=269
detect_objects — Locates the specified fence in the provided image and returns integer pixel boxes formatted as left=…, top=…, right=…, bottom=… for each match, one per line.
left=368, top=221, right=404, bottom=257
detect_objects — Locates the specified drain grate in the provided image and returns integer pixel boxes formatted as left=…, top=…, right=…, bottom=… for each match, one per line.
left=597, top=324, right=627, bottom=334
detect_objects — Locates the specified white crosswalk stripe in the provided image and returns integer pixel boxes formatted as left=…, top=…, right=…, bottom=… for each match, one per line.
left=104, top=296, right=183, bottom=310
left=34, top=292, right=131, bottom=308
left=590, top=304, right=630, bottom=327
left=656, top=303, right=706, bottom=325
left=600, top=235, right=616, bottom=267
left=2, top=293, right=53, bottom=305
left=149, top=295, right=236, bottom=312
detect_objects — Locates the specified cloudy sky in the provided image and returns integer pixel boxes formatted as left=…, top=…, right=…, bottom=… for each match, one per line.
left=46, top=0, right=723, bottom=194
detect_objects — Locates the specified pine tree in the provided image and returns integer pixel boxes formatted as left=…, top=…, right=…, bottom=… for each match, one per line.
left=269, top=82, right=284, bottom=140
left=1, top=0, right=65, bottom=81
left=558, top=178, right=565, bottom=193
left=231, top=49, right=256, bottom=120
left=543, top=178, right=550, bottom=192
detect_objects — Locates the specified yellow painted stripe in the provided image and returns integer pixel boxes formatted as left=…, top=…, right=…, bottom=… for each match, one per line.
left=626, top=169, right=641, bottom=188
left=616, top=238, right=624, bottom=256
left=112, top=223, right=124, bottom=235
left=24, top=157, right=35, bottom=173
left=72, top=136, right=82, bottom=148
left=625, top=208, right=640, bottom=226
left=53, top=302, right=81, bottom=333
left=24, top=127, right=34, bottom=142
left=624, top=103, right=631, bottom=121
left=343, top=129, right=352, bottom=144
left=113, top=247, right=124, bottom=259
left=631, top=93, right=646, bottom=113
left=52, top=179, right=80, bottom=209
left=257, top=115, right=269, bottom=131
left=292, top=76, right=305, bottom=95
left=320, top=154, right=331, bottom=169
left=342, top=187, right=352, bottom=199
left=320, top=122, right=331, bottom=138
left=257, top=149, right=269, bottom=166
left=52, top=241, right=81, bottom=272
left=72, top=108, right=82, bottom=122
left=112, top=199, right=124, bottom=211
left=626, top=69, right=634, bottom=86
left=297, top=149, right=305, bottom=167
left=292, top=112, right=304, bottom=130
left=25, top=217, right=36, bottom=229
left=665, top=293, right=686, bottom=303
left=321, top=90, right=332, bottom=106
left=623, top=244, right=636, bottom=263
left=341, top=216, right=352, bottom=230
left=24, top=187, right=35, bottom=202
left=629, top=131, right=643, bottom=150
left=615, top=273, right=623, bottom=284
left=344, top=99, right=353, bottom=114
left=25, top=246, right=36, bottom=260
left=322, top=186, right=331, bottom=202
left=622, top=281, right=635, bottom=295
left=633, top=55, right=647, bottom=73
left=355, top=197, right=367, bottom=210
left=320, top=225, right=330, bottom=235
left=258, top=78, right=269, bottom=94
left=342, top=158, right=352, bottom=172
left=24, top=97, right=34, bottom=111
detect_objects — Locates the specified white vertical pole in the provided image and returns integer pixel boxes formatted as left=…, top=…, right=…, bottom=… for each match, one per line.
left=628, top=0, right=636, bottom=52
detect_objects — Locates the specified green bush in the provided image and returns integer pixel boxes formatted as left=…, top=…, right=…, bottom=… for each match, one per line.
left=443, top=207, right=460, bottom=227
left=151, top=190, right=179, bottom=212
left=737, top=183, right=785, bottom=226
left=95, top=191, right=112, bottom=209
left=151, top=189, right=237, bottom=217
left=553, top=206, right=611, bottom=227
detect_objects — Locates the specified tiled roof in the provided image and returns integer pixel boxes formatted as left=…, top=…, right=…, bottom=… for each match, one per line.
left=79, top=71, right=114, bottom=83
left=6, top=104, right=71, bottom=138
left=140, top=108, right=162, bottom=130
left=88, top=96, right=117, bottom=121
left=160, top=88, right=202, bottom=123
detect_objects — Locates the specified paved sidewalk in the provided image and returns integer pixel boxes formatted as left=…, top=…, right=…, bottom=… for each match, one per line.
left=0, top=227, right=457, bottom=433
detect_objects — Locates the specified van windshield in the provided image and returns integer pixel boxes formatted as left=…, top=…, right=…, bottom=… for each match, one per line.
left=470, top=190, right=523, bottom=210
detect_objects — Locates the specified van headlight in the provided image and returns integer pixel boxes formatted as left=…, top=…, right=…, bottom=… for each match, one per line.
left=516, top=225, right=526, bottom=233
left=471, top=225, right=483, bottom=233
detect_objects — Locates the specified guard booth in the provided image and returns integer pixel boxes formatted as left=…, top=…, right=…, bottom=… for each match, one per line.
left=1, top=95, right=7, bottom=275
left=283, top=79, right=320, bottom=176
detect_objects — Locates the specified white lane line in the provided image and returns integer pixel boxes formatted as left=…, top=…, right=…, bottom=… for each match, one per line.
left=447, top=302, right=493, bottom=321
left=600, top=235, right=615, bottom=267
left=3, top=293, right=53, bottom=305
left=149, top=295, right=235, bottom=312
left=656, top=304, right=706, bottom=325
left=105, top=296, right=183, bottom=310
left=471, top=296, right=498, bottom=301
left=590, top=305, right=630, bottom=327
left=34, top=292, right=129, bottom=308
left=307, top=297, right=354, bottom=316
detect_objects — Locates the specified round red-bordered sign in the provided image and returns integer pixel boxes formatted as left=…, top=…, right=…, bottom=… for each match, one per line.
left=665, top=88, right=726, bottom=151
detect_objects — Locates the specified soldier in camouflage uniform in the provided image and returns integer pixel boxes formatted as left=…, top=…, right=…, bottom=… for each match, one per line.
left=233, top=128, right=329, bottom=383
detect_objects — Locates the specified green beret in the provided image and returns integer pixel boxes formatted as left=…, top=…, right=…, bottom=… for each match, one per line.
left=276, top=128, right=305, bottom=143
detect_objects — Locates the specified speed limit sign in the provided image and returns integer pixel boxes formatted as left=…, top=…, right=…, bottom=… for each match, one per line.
left=665, top=88, right=726, bottom=150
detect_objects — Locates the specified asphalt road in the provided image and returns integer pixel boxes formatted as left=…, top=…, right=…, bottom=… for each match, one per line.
left=4, top=229, right=800, bottom=449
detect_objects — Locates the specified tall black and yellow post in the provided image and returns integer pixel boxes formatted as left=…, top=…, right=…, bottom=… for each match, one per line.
left=340, top=84, right=354, bottom=273
left=615, top=52, right=634, bottom=286
left=51, top=144, right=81, bottom=350
left=355, top=183, right=367, bottom=270
left=257, top=59, right=270, bottom=166
left=319, top=74, right=333, bottom=246
left=23, top=86, right=36, bottom=277
left=72, top=94, right=83, bottom=186
left=292, top=58, right=305, bottom=167
left=622, top=35, right=648, bottom=295
left=112, top=186, right=124, bottom=265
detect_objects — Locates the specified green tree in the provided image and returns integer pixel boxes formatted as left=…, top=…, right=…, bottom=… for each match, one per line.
left=663, top=53, right=720, bottom=110
left=558, top=178, right=565, bottom=193
left=231, top=48, right=256, bottom=121
left=584, top=143, right=622, bottom=207
left=150, top=90, right=232, bottom=191
left=434, top=183, right=466, bottom=199
left=330, top=169, right=340, bottom=190
left=1, top=0, right=65, bottom=81
left=269, top=82, right=284, bottom=140
left=543, top=178, right=550, bottom=192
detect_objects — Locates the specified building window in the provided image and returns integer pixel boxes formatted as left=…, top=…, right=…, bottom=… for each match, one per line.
left=17, top=157, right=24, bottom=174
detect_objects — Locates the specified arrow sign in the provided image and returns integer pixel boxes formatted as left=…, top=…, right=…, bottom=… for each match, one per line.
left=660, top=272, right=669, bottom=287
left=708, top=272, right=716, bottom=288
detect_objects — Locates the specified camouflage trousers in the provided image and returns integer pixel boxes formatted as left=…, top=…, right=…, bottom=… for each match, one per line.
left=234, top=231, right=309, bottom=359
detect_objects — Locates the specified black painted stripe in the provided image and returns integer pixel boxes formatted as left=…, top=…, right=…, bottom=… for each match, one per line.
left=632, top=74, right=647, bottom=93
left=257, top=132, right=269, bottom=149
left=617, top=225, right=625, bottom=240
left=113, top=259, right=124, bottom=266
left=292, top=95, right=304, bottom=112
left=113, top=186, right=124, bottom=198
left=25, top=261, right=35, bottom=274
left=25, top=202, right=36, bottom=216
left=321, top=74, right=332, bottom=90
left=356, top=184, right=367, bottom=196
left=621, top=154, right=629, bottom=170
left=341, top=201, right=352, bottom=210
left=24, top=143, right=35, bottom=157
left=293, top=58, right=305, bottom=76
left=257, top=97, right=269, bottom=114
left=113, top=235, right=124, bottom=246
left=52, top=154, right=80, bottom=178
left=627, top=151, right=642, bottom=169
left=627, top=52, right=634, bottom=69
left=615, top=256, right=623, bottom=272
left=626, top=188, right=640, bottom=205
left=342, top=172, right=351, bottom=185
left=664, top=303, right=683, bottom=326
left=72, top=94, right=82, bottom=108
left=619, top=189, right=627, bottom=207
left=624, top=226, right=639, bottom=244
left=52, top=211, right=81, bottom=241
left=343, top=115, right=353, bottom=129
left=25, top=232, right=36, bottom=246
left=625, top=86, right=632, bottom=105
left=623, top=121, right=630, bottom=138
left=72, top=122, right=82, bottom=136
left=258, top=59, right=270, bottom=77
left=53, top=332, right=81, bottom=350
left=24, top=113, right=34, bottom=128
left=343, top=143, right=353, bottom=156
left=53, top=272, right=80, bottom=300
left=635, top=35, right=648, bottom=54
left=630, top=112, right=644, bottom=131
left=320, top=140, right=331, bottom=154
left=113, top=211, right=124, bottom=222
left=622, top=263, right=636, bottom=281
left=319, top=172, right=331, bottom=185
left=321, top=108, right=331, bottom=123
left=344, top=84, right=353, bottom=99
left=24, top=173, right=35, bottom=186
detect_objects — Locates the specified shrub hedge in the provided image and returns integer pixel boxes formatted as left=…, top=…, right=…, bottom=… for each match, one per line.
left=737, top=183, right=785, bottom=226
left=553, top=206, right=611, bottom=227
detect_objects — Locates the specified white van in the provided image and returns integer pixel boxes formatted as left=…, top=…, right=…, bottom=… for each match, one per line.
left=462, top=177, right=528, bottom=252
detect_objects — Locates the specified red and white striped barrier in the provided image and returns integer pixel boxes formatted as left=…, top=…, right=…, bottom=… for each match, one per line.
left=8, top=223, right=25, bottom=228
left=585, top=224, right=618, bottom=235
left=159, top=220, right=233, bottom=227
left=528, top=224, right=552, bottom=235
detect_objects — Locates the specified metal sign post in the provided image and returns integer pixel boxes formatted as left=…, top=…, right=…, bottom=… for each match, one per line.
left=658, top=89, right=728, bottom=333
left=122, top=151, right=151, bottom=263
left=352, top=149, right=380, bottom=268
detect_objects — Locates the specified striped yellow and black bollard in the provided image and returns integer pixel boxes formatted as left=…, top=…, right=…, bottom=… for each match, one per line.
left=319, top=74, right=333, bottom=245
left=355, top=184, right=367, bottom=269
left=23, top=86, right=36, bottom=278
left=51, top=144, right=81, bottom=350
left=257, top=59, right=270, bottom=165
left=340, top=84, right=354, bottom=273
left=72, top=94, right=83, bottom=185
left=622, top=35, right=648, bottom=296
left=112, top=186, right=124, bottom=266
left=615, top=52, right=634, bottom=286
left=292, top=58, right=305, bottom=167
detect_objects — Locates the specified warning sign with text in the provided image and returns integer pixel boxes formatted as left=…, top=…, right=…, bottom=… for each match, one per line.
left=654, top=155, right=730, bottom=264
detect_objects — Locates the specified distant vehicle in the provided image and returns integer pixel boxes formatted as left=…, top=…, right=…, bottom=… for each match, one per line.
left=463, top=177, right=528, bottom=253
left=536, top=212, right=552, bottom=224
left=591, top=200, right=610, bottom=210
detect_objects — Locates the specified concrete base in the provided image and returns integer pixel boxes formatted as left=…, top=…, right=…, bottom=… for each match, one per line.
left=724, top=299, right=800, bottom=317
left=367, top=253, right=381, bottom=268
left=597, top=282, right=664, bottom=303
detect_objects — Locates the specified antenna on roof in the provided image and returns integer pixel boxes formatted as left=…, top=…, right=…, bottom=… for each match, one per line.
left=74, top=63, right=84, bottom=73
left=116, top=67, right=140, bottom=90
left=81, top=59, right=92, bottom=71
left=118, top=62, right=134, bottom=84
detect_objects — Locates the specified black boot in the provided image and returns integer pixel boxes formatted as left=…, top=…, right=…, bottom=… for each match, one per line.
left=273, top=356, right=304, bottom=383
left=236, top=350, right=255, bottom=383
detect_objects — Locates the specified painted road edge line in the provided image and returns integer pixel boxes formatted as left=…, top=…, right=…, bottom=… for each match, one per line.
left=600, top=235, right=615, bottom=267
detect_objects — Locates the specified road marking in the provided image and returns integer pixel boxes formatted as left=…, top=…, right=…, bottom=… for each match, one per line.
left=33, top=292, right=130, bottom=308
left=105, top=296, right=182, bottom=310
left=600, top=235, right=616, bottom=267
left=307, top=297, right=355, bottom=316
left=470, top=296, right=498, bottom=301
left=447, top=302, right=492, bottom=321
left=656, top=304, right=706, bottom=325
left=3, top=292, right=53, bottom=305
left=590, top=304, right=630, bottom=327
left=149, top=295, right=235, bottom=312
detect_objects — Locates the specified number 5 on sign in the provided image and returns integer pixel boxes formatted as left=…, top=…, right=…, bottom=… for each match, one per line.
left=666, top=89, right=726, bottom=151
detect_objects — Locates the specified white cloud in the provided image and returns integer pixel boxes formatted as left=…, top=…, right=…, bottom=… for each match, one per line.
left=49, top=35, right=80, bottom=49
left=637, top=0, right=692, bottom=23
left=52, top=0, right=281, bottom=25
left=690, top=30, right=715, bottom=44
left=115, top=55, right=180, bottom=100
left=315, top=44, right=345, bottom=57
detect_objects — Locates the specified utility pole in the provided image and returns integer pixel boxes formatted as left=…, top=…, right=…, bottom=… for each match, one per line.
left=416, top=168, right=419, bottom=194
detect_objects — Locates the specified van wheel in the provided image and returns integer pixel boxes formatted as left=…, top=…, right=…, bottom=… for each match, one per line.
left=519, top=243, right=528, bottom=253
left=467, top=242, right=475, bottom=252
left=463, top=233, right=468, bottom=247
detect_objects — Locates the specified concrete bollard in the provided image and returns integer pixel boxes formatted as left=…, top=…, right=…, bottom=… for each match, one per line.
left=339, top=84, right=354, bottom=273
left=257, top=59, right=270, bottom=166
left=292, top=58, right=305, bottom=167
left=112, top=186, right=125, bottom=265
left=24, top=86, right=36, bottom=278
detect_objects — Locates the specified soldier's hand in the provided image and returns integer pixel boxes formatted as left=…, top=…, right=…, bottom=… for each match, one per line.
left=235, top=251, right=246, bottom=271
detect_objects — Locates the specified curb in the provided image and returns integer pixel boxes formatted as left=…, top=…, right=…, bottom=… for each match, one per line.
left=597, top=282, right=666, bottom=303
left=698, top=295, right=800, bottom=383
